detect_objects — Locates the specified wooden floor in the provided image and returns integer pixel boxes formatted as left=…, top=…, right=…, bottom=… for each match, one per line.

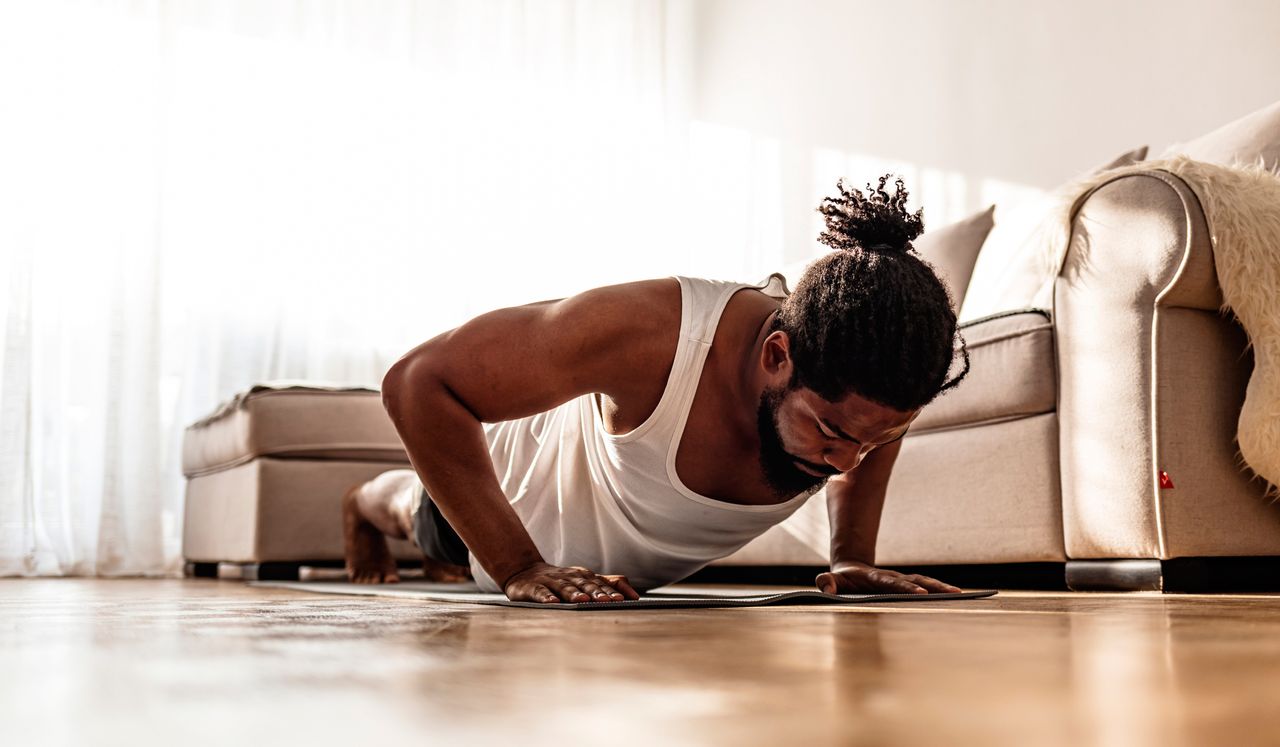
left=3, top=580, right=1280, bottom=747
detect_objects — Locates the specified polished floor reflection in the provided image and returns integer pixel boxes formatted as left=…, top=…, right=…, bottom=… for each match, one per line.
left=3, top=579, right=1279, bottom=746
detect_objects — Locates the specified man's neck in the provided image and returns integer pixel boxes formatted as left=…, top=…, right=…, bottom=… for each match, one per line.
left=735, top=307, right=779, bottom=413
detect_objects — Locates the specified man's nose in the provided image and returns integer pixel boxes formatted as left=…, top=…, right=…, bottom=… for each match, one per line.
left=824, top=443, right=869, bottom=473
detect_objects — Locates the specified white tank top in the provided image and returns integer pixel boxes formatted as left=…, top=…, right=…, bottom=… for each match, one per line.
left=467, top=274, right=815, bottom=592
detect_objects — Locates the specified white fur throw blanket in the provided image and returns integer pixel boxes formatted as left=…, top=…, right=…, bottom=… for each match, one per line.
left=1039, top=156, right=1280, bottom=497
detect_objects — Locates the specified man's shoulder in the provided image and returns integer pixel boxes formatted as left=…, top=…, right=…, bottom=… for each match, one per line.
left=546, top=279, right=682, bottom=415
left=586, top=277, right=681, bottom=307
left=560, top=278, right=682, bottom=339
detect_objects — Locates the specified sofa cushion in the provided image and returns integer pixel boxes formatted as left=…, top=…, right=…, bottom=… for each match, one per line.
left=913, top=205, right=995, bottom=308
left=960, top=146, right=1148, bottom=322
left=878, top=412, right=1066, bottom=564
left=1163, top=99, right=1280, bottom=171
left=182, top=382, right=408, bottom=477
left=912, top=309, right=1055, bottom=433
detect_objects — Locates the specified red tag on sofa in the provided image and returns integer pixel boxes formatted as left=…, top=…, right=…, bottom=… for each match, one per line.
left=1159, top=471, right=1175, bottom=489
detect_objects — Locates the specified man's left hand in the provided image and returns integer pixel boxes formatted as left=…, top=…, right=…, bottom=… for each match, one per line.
left=815, top=562, right=962, bottom=595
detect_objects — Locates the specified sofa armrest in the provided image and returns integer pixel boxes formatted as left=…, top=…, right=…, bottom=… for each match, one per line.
left=1055, top=169, right=1259, bottom=560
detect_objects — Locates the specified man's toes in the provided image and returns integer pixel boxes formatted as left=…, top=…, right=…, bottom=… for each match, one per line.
left=347, top=568, right=397, bottom=584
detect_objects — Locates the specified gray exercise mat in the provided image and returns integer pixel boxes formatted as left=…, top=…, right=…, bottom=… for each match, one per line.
left=252, top=579, right=998, bottom=609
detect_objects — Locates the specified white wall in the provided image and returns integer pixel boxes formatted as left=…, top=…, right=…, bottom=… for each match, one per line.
left=692, top=0, right=1280, bottom=264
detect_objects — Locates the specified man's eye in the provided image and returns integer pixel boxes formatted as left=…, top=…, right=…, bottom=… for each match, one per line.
left=815, top=422, right=833, bottom=438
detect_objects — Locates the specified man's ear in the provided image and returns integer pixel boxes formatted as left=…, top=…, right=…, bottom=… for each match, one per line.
left=761, top=331, right=793, bottom=379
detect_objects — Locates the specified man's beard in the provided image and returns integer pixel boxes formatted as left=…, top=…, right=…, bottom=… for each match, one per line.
left=756, top=384, right=833, bottom=498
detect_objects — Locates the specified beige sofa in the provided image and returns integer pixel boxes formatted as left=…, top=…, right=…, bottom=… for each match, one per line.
left=720, top=167, right=1277, bottom=590
left=716, top=101, right=1280, bottom=591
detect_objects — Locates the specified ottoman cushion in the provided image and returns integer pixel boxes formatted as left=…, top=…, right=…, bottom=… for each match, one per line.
left=182, top=381, right=408, bottom=477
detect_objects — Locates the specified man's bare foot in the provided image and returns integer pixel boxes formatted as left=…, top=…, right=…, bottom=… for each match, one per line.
left=422, top=556, right=473, bottom=583
left=342, top=484, right=401, bottom=584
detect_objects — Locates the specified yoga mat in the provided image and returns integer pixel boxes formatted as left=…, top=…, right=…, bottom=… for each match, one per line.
left=252, top=579, right=998, bottom=610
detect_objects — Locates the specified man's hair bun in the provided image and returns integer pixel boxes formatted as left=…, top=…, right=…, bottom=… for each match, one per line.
left=817, top=174, right=924, bottom=255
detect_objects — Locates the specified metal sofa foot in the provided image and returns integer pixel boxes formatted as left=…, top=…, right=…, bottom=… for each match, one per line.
left=1065, top=559, right=1163, bottom=591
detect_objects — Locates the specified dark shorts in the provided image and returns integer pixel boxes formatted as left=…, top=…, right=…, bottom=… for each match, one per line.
left=411, top=487, right=470, bottom=567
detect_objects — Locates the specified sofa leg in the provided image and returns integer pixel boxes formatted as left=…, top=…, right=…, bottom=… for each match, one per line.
left=208, top=562, right=303, bottom=581
left=242, top=562, right=302, bottom=581
left=1065, top=559, right=1163, bottom=591
left=183, top=561, right=219, bottom=578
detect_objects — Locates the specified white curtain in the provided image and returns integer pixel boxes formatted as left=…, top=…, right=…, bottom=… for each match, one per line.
left=0, top=0, right=785, bottom=576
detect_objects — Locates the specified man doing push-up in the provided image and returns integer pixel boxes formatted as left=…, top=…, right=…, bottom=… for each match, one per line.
left=342, top=176, right=969, bottom=603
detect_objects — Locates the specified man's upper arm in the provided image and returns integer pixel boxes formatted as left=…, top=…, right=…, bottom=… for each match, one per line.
left=383, top=279, right=680, bottom=424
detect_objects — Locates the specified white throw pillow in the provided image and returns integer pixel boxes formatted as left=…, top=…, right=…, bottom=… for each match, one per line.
left=1161, top=99, right=1280, bottom=171
left=776, top=206, right=995, bottom=312
left=912, top=205, right=995, bottom=310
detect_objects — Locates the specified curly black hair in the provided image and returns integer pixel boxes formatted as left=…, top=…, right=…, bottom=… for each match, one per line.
left=771, top=175, right=969, bottom=411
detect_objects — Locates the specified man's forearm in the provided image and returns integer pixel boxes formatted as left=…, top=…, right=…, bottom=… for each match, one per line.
left=827, top=481, right=881, bottom=568
left=826, top=440, right=901, bottom=568
left=383, top=373, right=544, bottom=588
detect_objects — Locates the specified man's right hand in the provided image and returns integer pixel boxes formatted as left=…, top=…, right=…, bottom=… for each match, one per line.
left=503, top=562, right=641, bottom=604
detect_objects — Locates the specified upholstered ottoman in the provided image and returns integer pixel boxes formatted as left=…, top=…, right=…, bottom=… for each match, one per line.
left=181, top=382, right=420, bottom=579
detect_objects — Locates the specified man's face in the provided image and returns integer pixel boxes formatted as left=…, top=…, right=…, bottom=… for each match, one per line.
left=755, top=381, right=917, bottom=497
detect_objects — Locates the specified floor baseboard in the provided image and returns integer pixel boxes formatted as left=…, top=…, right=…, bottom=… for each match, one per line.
left=689, top=563, right=1069, bottom=590
left=184, top=556, right=1280, bottom=592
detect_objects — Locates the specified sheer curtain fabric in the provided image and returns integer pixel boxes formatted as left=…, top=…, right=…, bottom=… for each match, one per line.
left=0, top=0, right=784, bottom=576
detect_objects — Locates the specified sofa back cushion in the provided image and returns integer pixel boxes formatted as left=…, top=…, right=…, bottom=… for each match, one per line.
left=1162, top=99, right=1280, bottom=171
left=913, top=205, right=995, bottom=310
